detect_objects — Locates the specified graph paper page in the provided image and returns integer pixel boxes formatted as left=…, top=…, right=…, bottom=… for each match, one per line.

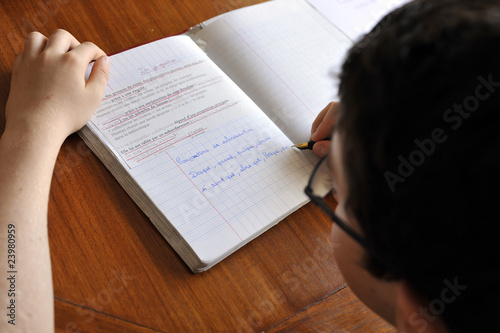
left=191, top=0, right=353, bottom=144
left=307, top=0, right=410, bottom=41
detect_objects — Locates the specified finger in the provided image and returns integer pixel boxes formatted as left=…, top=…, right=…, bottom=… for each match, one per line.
left=311, top=102, right=339, bottom=142
left=312, top=140, right=331, bottom=158
left=24, top=31, right=48, bottom=57
left=311, top=102, right=333, bottom=136
left=44, top=29, right=81, bottom=54
left=86, top=55, right=110, bottom=99
left=70, top=41, right=107, bottom=64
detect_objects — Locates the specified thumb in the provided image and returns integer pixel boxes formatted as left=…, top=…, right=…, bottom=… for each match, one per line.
left=86, top=55, right=110, bottom=97
left=312, top=140, right=331, bottom=158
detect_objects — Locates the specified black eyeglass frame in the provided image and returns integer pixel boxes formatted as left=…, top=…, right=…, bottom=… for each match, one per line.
left=304, top=154, right=400, bottom=275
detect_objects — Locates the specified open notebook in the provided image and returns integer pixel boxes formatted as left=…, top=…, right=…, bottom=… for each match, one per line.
left=80, top=0, right=392, bottom=272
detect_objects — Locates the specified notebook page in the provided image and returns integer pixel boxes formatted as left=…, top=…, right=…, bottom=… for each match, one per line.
left=307, top=0, right=410, bottom=41
left=190, top=0, right=353, bottom=144
left=84, top=35, right=314, bottom=265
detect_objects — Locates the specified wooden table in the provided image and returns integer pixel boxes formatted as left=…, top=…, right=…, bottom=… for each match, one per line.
left=0, top=1, right=395, bottom=332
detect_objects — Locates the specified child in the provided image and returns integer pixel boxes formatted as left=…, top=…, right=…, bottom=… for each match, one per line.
left=310, top=0, right=500, bottom=331
left=3, top=0, right=500, bottom=330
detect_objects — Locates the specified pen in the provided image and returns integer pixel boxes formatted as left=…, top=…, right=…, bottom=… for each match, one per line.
left=292, top=139, right=330, bottom=150
left=292, top=140, right=316, bottom=150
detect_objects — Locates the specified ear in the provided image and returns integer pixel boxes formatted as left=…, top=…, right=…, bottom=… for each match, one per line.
left=394, top=282, right=449, bottom=333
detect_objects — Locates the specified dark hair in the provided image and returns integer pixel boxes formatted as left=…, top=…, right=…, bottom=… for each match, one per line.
left=337, top=0, right=500, bottom=331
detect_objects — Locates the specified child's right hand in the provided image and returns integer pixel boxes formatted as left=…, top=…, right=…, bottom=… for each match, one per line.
left=310, top=102, right=339, bottom=157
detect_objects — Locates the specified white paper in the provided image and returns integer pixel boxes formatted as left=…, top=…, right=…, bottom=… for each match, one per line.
left=307, top=0, right=410, bottom=41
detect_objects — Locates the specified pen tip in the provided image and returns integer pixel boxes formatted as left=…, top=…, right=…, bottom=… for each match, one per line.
left=292, top=142, right=310, bottom=150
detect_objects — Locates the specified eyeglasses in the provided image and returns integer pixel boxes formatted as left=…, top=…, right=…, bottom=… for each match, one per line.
left=304, top=154, right=399, bottom=275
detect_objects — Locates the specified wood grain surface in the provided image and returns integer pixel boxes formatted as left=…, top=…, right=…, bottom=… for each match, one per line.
left=0, top=1, right=395, bottom=332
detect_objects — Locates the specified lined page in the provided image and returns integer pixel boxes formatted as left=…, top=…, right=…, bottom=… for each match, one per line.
left=190, top=0, right=353, bottom=144
left=84, top=35, right=314, bottom=267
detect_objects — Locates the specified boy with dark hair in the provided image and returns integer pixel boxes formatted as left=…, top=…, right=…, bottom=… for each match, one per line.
left=310, top=0, right=500, bottom=331
left=2, top=0, right=499, bottom=331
